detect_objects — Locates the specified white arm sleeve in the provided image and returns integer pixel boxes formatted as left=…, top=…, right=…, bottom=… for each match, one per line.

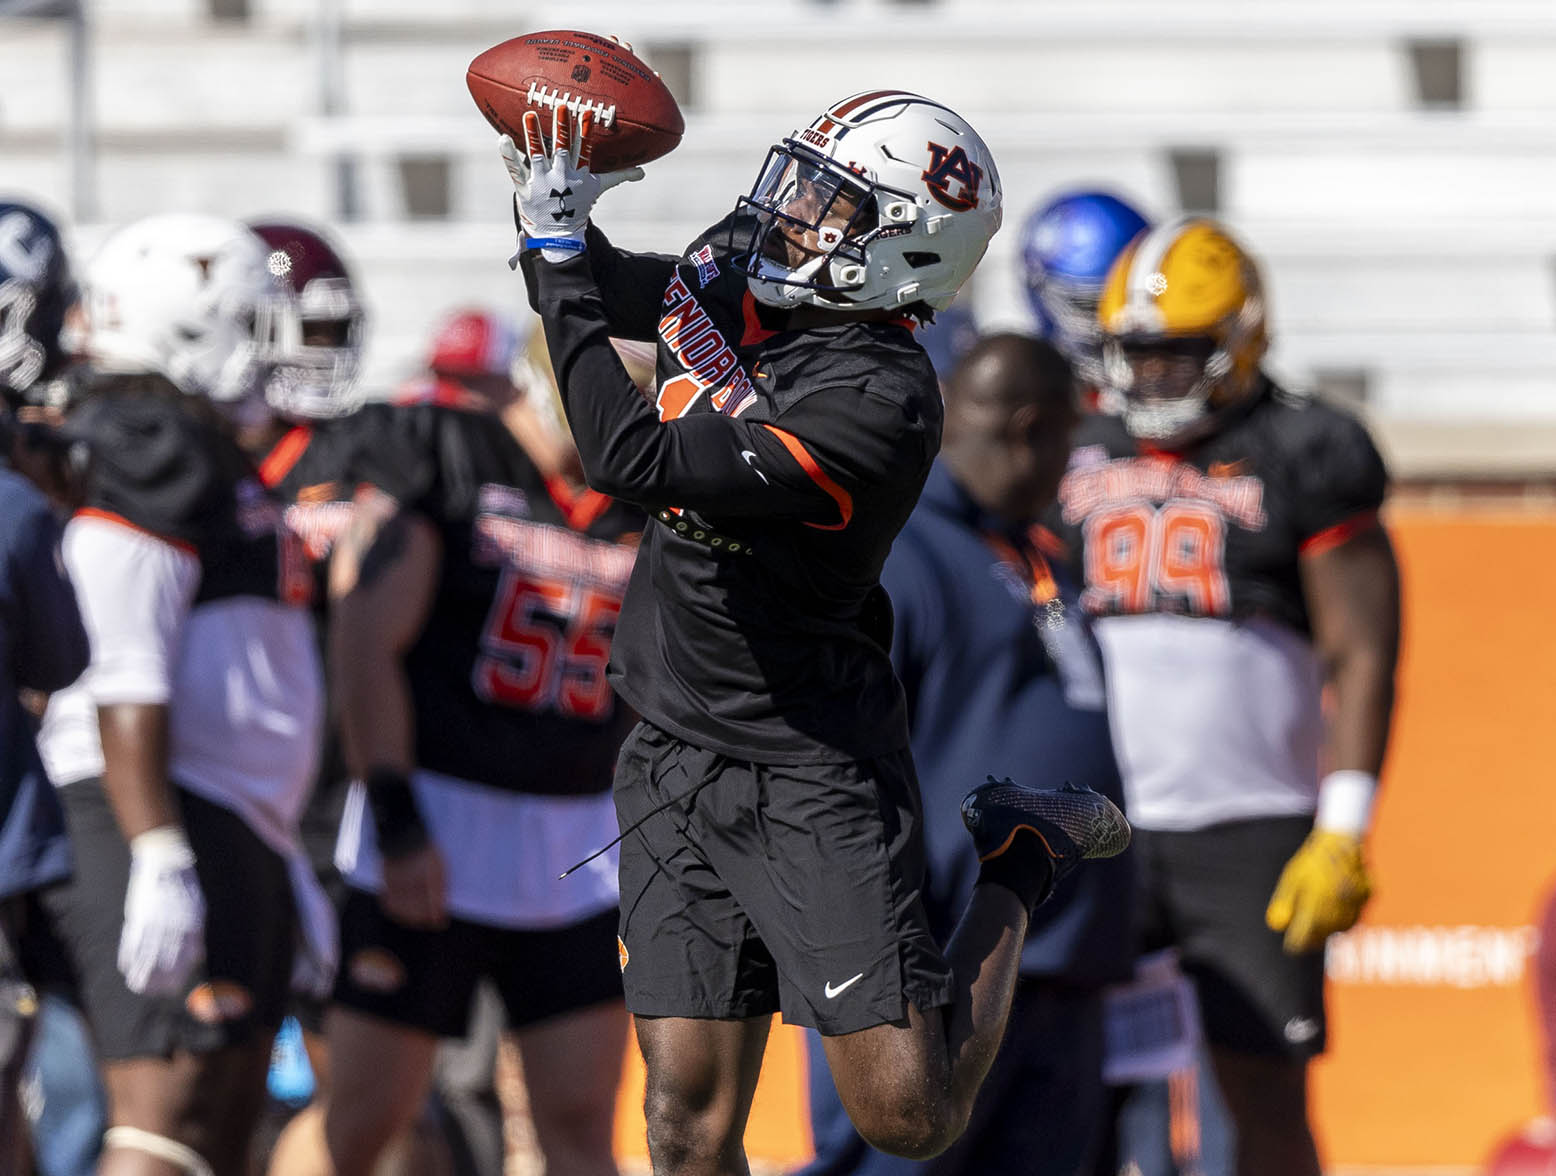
left=64, top=516, right=200, bottom=706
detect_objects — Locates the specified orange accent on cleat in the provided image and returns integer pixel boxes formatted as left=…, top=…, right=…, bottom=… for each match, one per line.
left=978, top=823, right=1063, bottom=863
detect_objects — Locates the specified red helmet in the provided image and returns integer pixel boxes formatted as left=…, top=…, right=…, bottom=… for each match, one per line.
left=248, top=218, right=365, bottom=418
left=1483, top=1120, right=1556, bottom=1175
left=389, top=309, right=526, bottom=411
left=426, top=308, right=520, bottom=379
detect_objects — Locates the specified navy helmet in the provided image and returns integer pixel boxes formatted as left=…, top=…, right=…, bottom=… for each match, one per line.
left=1019, top=190, right=1148, bottom=386
left=0, top=200, right=75, bottom=400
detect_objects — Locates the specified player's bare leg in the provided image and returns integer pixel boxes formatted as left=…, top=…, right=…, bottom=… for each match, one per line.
left=319, top=1007, right=448, bottom=1176
left=1209, top=1048, right=1321, bottom=1176
left=635, top=1016, right=771, bottom=1176
left=269, top=1030, right=446, bottom=1176
left=513, top=1001, right=629, bottom=1176
left=820, top=882, right=1029, bottom=1156
left=636, top=889, right=1025, bottom=1170
left=99, top=1043, right=271, bottom=1176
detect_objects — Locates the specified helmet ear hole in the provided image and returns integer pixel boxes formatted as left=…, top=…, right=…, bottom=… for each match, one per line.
left=903, top=251, right=941, bottom=269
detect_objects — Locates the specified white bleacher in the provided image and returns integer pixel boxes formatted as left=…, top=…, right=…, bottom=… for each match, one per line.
left=2, top=0, right=1555, bottom=475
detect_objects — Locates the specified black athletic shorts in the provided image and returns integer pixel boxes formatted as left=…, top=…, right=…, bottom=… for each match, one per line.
left=332, top=889, right=623, bottom=1038
left=42, top=779, right=296, bottom=1060
left=1134, top=816, right=1327, bottom=1058
left=614, top=721, right=954, bottom=1036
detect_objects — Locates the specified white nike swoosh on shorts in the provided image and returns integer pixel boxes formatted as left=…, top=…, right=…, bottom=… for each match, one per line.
left=824, top=972, right=865, bottom=999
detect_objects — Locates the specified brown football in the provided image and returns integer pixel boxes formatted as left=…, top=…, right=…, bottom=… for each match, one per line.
left=466, top=30, right=685, bottom=172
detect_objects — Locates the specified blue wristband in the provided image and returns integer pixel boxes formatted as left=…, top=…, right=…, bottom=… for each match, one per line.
left=524, top=236, right=587, bottom=254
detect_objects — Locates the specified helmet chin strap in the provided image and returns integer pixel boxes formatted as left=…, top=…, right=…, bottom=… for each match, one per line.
left=747, top=252, right=831, bottom=308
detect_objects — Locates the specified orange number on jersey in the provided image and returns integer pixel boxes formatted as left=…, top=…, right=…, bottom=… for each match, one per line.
left=472, top=572, right=620, bottom=719
left=1153, top=502, right=1230, bottom=615
left=1082, top=502, right=1230, bottom=617
left=558, top=591, right=621, bottom=719
left=655, top=374, right=702, bottom=421
left=1083, top=504, right=1154, bottom=613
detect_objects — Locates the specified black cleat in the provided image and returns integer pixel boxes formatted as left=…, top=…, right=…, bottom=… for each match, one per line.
left=961, top=777, right=1131, bottom=908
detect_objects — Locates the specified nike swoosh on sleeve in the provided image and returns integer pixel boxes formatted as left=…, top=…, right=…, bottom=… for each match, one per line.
left=739, top=450, right=769, bottom=484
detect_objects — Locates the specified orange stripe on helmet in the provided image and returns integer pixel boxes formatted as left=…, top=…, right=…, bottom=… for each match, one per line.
left=828, top=90, right=903, bottom=120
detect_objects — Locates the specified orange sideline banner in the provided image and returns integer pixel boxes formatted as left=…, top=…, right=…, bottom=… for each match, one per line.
left=1312, top=512, right=1554, bottom=1167
left=611, top=510, right=1556, bottom=1170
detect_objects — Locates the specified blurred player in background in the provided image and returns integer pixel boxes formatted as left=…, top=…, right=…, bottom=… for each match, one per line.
left=37, top=213, right=327, bottom=1176
left=1020, top=190, right=1149, bottom=403
left=0, top=197, right=92, bottom=1173
left=248, top=219, right=367, bottom=983
left=245, top=218, right=457, bottom=1176
left=1, top=196, right=115, bottom=1176
left=247, top=214, right=366, bottom=1045
left=798, top=333, right=1134, bottom=1176
left=396, top=316, right=653, bottom=1176
left=314, top=304, right=642, bottom=1176
left=1051, top=217, right=1400, bottom=1176
left=1022, top=189, right=1234, bottom=1176
left=0, top=197, right=84, bottom=507
left=510, top=91, right=1127, bottom=1175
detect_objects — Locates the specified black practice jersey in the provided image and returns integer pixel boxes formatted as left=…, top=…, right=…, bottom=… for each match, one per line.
left=353, top=402, right=642, bottom=797
left=69, top=391, right=311, bottom=609
left=260, top=416, right=361, bottom=598
left=523, top=216, right=942, bottom=764
left=1050, top=381, right=1387, bottom=636
left=259, top=415, right=363, bottom=867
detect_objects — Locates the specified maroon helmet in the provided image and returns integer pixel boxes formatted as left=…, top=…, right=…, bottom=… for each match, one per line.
left=248, top=218, right=366, bottom=418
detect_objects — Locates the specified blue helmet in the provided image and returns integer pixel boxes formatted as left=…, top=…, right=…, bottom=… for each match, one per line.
left=1020, top=190, right=1148, bottom=384
left=0, top=199, right=75, bottom=399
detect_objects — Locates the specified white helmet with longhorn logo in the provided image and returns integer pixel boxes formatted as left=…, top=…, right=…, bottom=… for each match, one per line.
left=81, top=213, right=279, bottom=405
left=736, top=91, right=1002, bottom=313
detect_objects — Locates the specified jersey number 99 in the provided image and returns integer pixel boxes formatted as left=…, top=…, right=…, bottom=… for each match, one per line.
left=1081, top=501, right=1231, bottom=617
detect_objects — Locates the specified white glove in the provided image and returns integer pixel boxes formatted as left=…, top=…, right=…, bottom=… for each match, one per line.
left=501, top=103, right=643, bottom=264
left=118, top=825, right=206, bottom=996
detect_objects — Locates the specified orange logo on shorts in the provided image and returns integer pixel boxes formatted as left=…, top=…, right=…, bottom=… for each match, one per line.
left=617, top=936, right=630, bottom=972
left=348, top=948, right=407, bottom=994
left=185, top=981, right=255, bottom=1024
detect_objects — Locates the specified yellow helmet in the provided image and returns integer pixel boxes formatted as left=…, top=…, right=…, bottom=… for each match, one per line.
left=1096, top=217, right=1268, bottom=441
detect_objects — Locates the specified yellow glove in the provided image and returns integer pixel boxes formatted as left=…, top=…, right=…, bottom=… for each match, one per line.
left=1265, top=829, right=1373, bottom=954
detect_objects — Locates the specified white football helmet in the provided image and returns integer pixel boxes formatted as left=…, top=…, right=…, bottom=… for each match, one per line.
left=737, top=91, right=1002, bottom=312
left=81, top=213, right=278, bottom=405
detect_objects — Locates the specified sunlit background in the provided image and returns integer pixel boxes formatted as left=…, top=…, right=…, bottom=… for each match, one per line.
left=4, top=2, right=1555, bottom=1172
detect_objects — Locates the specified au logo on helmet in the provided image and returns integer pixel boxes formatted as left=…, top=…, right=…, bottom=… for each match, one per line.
left=922, top=142, right=983, bottom=212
